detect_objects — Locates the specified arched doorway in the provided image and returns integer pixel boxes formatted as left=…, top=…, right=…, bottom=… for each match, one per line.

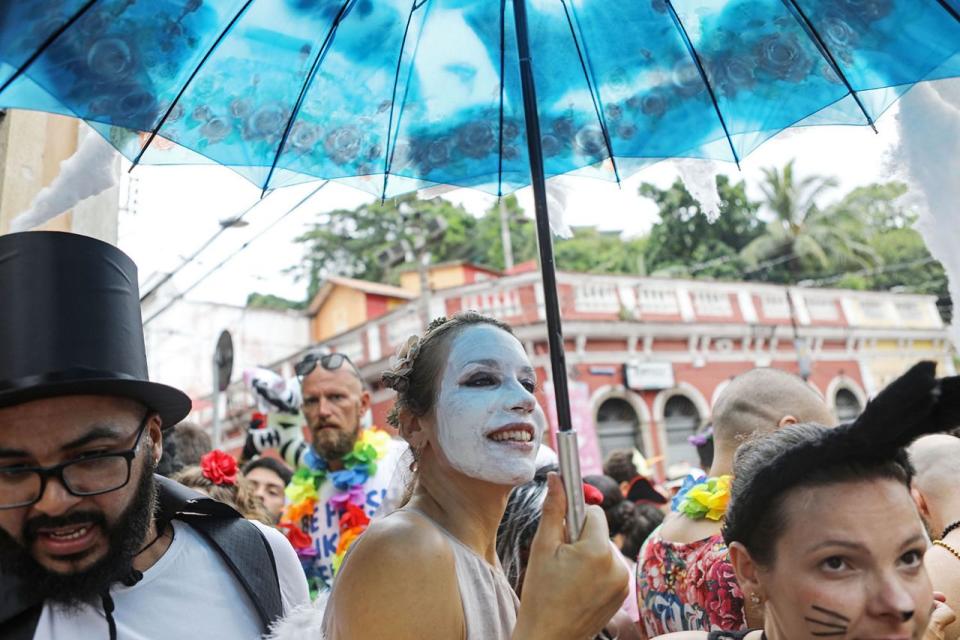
left=835, top=388, right=862, bottom=422
left=663, top=395, right=701, bottom=468
left=596, top=398, right=643, bottom=459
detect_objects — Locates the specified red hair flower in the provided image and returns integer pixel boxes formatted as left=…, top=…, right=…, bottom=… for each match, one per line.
left=201, top=449, right=238, bottom=486
left=279, top=523, right=314, bottom=551
left=583, top=483, right=604, bottom=506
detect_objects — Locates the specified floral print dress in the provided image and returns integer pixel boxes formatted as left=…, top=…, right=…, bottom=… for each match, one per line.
left=636, top=526, right=747, bottom=635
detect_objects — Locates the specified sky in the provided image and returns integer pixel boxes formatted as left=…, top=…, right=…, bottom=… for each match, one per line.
left=119, top=104, right=904, bottom=309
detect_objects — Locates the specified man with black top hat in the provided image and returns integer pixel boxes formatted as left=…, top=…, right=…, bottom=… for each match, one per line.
left=0, top=231, right=309, bottom=640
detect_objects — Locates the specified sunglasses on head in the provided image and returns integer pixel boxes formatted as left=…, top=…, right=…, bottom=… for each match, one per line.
left=294, top=352, right=357, bottom=378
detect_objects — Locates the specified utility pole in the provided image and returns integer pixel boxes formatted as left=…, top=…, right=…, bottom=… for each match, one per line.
left=416, top=244, right=432, bottom=326
left=499, top=198, right=515, bottom=271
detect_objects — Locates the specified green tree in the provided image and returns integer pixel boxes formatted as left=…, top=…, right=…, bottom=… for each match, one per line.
left=740, top=160, right=876, bottom=281
left=831, top=182, right=949, bottom=321
left=640, top=175, right=762, bottom=279
left=553, top=227, right=648, bottom=274
left=471, top=195, right=538, bottom=270
left=245, top=292, right=307, bottom=311
left=835, top=181, right=916, bottom=232
left=294, top=194, right=479, bottom=298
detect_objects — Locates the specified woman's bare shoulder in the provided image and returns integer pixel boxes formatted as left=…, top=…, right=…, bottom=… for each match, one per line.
left=329, top=511, right=462, bottom=640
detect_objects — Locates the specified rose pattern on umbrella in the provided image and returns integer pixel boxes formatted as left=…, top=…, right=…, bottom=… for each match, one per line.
left=819, top=16, right=859, bottom=65
left=835, top=0, right=894, bottom=23
left=573, top=125, right=606, bottom=160
left=639, top=90, right=669, bottom=118
left=323, top=125, right=363, bottom=165
left=753, top=32, right=813, bottom=82
left=708, top=55, right=757, bottom=98
left=672, top=59, right=705, bottom=98
left=1, top=0, right=956, bottom=193
left=200, top=115, right=232, bottom=144
left=244, top=103, right=289, bottom=143
left=455, top=120, right=496, bottom=159
left=86, top=37, right=137, bottom=81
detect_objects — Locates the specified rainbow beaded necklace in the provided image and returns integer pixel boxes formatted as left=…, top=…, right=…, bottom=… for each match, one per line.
left=280, top=428, right=391, bottom=590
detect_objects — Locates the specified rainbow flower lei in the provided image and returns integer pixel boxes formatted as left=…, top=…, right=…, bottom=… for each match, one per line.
left=280, top=428, right=391, bottom=590
left=672, top=473, right=733, bottom=521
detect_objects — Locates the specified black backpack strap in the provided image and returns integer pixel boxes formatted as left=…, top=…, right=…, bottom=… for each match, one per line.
left=154, top=476, right=284, bottom=634
left=0, top=564, right=44, bottom=640
left=180, top=514, right=284, bottom=632
left=0, top=601, right=43, bottom=640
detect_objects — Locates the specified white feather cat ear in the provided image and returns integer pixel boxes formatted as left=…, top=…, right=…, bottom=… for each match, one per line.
left=545, top=176, right=574, bottom=239
left=264, top=593, right=329, bottom=640
left=375, top=445, right=416, bottom=521
left=10, top=127, right=118, bottom=232
left=674, top=159, right=721, bottom=222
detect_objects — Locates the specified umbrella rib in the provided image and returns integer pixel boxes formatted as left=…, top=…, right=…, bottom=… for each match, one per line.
left=497, top=0, right=507, bottom=198
left=381, top=0, right=427, bottom=202
left=0, top=0, right=100, bottom=96
left=560, top=0, right=621, bottom=185
left=131, top=0, right=256, bottom=170
left=933, top=0, right=960, bottom=22
left=262, top=0, right=357, bottom=195
left=780, top=0, right=876, bottom=133
left=663, top=0, right=740, bottom=168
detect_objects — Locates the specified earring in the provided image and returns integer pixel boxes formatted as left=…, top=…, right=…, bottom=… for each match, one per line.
left=750, top=592, right=762, bottom=607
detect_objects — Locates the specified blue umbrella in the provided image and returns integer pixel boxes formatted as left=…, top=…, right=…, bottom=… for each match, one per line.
left=3, top=0, right=958, bottom=532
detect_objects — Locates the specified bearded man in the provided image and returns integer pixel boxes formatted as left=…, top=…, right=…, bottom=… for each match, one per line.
left=276, top=351, right=406, bottom=593
left=0, top=232, right=308, bottom=640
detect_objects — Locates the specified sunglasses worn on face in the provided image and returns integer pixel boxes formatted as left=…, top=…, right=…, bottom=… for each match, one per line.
left=294, top=352, right=358, bottom=379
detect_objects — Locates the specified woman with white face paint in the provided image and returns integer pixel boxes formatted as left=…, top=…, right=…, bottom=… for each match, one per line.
left=321, top=312, right=629, bottom=640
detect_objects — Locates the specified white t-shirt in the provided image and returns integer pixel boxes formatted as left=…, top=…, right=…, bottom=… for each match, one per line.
left=301, top=438, right=407, bottom=587
left=33, top=519, right=310, bottom=639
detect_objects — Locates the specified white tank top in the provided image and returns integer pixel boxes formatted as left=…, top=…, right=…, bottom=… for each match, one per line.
left=322, top=506, right=519, bottom=639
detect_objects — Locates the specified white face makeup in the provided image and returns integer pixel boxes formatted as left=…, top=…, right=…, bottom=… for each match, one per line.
left=432, top=324, right=546, bottom=486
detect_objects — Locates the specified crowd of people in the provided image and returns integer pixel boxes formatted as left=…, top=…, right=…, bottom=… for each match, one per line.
left=2, top=230, right=960, bottom=640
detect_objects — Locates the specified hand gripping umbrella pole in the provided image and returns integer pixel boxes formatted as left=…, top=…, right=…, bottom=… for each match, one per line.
left=512, top=0, right=586, bottom=542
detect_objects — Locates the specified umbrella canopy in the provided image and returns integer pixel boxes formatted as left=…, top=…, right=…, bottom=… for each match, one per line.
left=2, top=0, right=958, bottom=197
left=2, top=2, right=959, bottom=532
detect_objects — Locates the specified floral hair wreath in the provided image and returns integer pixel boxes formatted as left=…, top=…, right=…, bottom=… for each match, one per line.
left=201, top=449, right=238, bottom=486
left=383, top=316, right=451, bottom=428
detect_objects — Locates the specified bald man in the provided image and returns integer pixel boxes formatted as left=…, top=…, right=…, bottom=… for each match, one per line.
left=637, top=368, right=836, bottom=636
left=910, top=434, right=960, bottom=640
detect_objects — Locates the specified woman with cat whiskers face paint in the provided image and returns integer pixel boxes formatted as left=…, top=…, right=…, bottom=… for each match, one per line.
left=652, top=362, right=960, bottom=640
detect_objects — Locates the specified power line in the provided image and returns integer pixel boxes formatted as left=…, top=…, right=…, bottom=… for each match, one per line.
left=797, top=256, right=938, bottom=287
left=139, top=190, right=279, bottom=302
left=743, top=253, right=800, bottom=277
left=143, top=181, right=328, bottom=326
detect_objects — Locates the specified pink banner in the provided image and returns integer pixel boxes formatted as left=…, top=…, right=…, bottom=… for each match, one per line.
left=542, top=380, right=603, bottom=475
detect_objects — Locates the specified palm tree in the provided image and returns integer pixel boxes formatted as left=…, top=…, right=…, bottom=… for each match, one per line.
left=740, top=160, right=877, bottom=280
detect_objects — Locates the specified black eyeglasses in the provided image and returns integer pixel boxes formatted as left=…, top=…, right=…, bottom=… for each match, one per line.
left=0, top=411, right=152, bottom=510
left=294, top=352, right=359, bottom=379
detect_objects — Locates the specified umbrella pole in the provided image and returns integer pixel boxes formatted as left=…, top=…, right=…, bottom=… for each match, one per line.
left=512, top=0, right=585, bottom=540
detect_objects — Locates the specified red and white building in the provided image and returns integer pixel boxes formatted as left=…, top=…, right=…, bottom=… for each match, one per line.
left=195, top=262, right=955, bottom=480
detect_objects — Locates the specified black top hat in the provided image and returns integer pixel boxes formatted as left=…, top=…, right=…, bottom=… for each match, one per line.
left=0, top=231, right=190, bottom=427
